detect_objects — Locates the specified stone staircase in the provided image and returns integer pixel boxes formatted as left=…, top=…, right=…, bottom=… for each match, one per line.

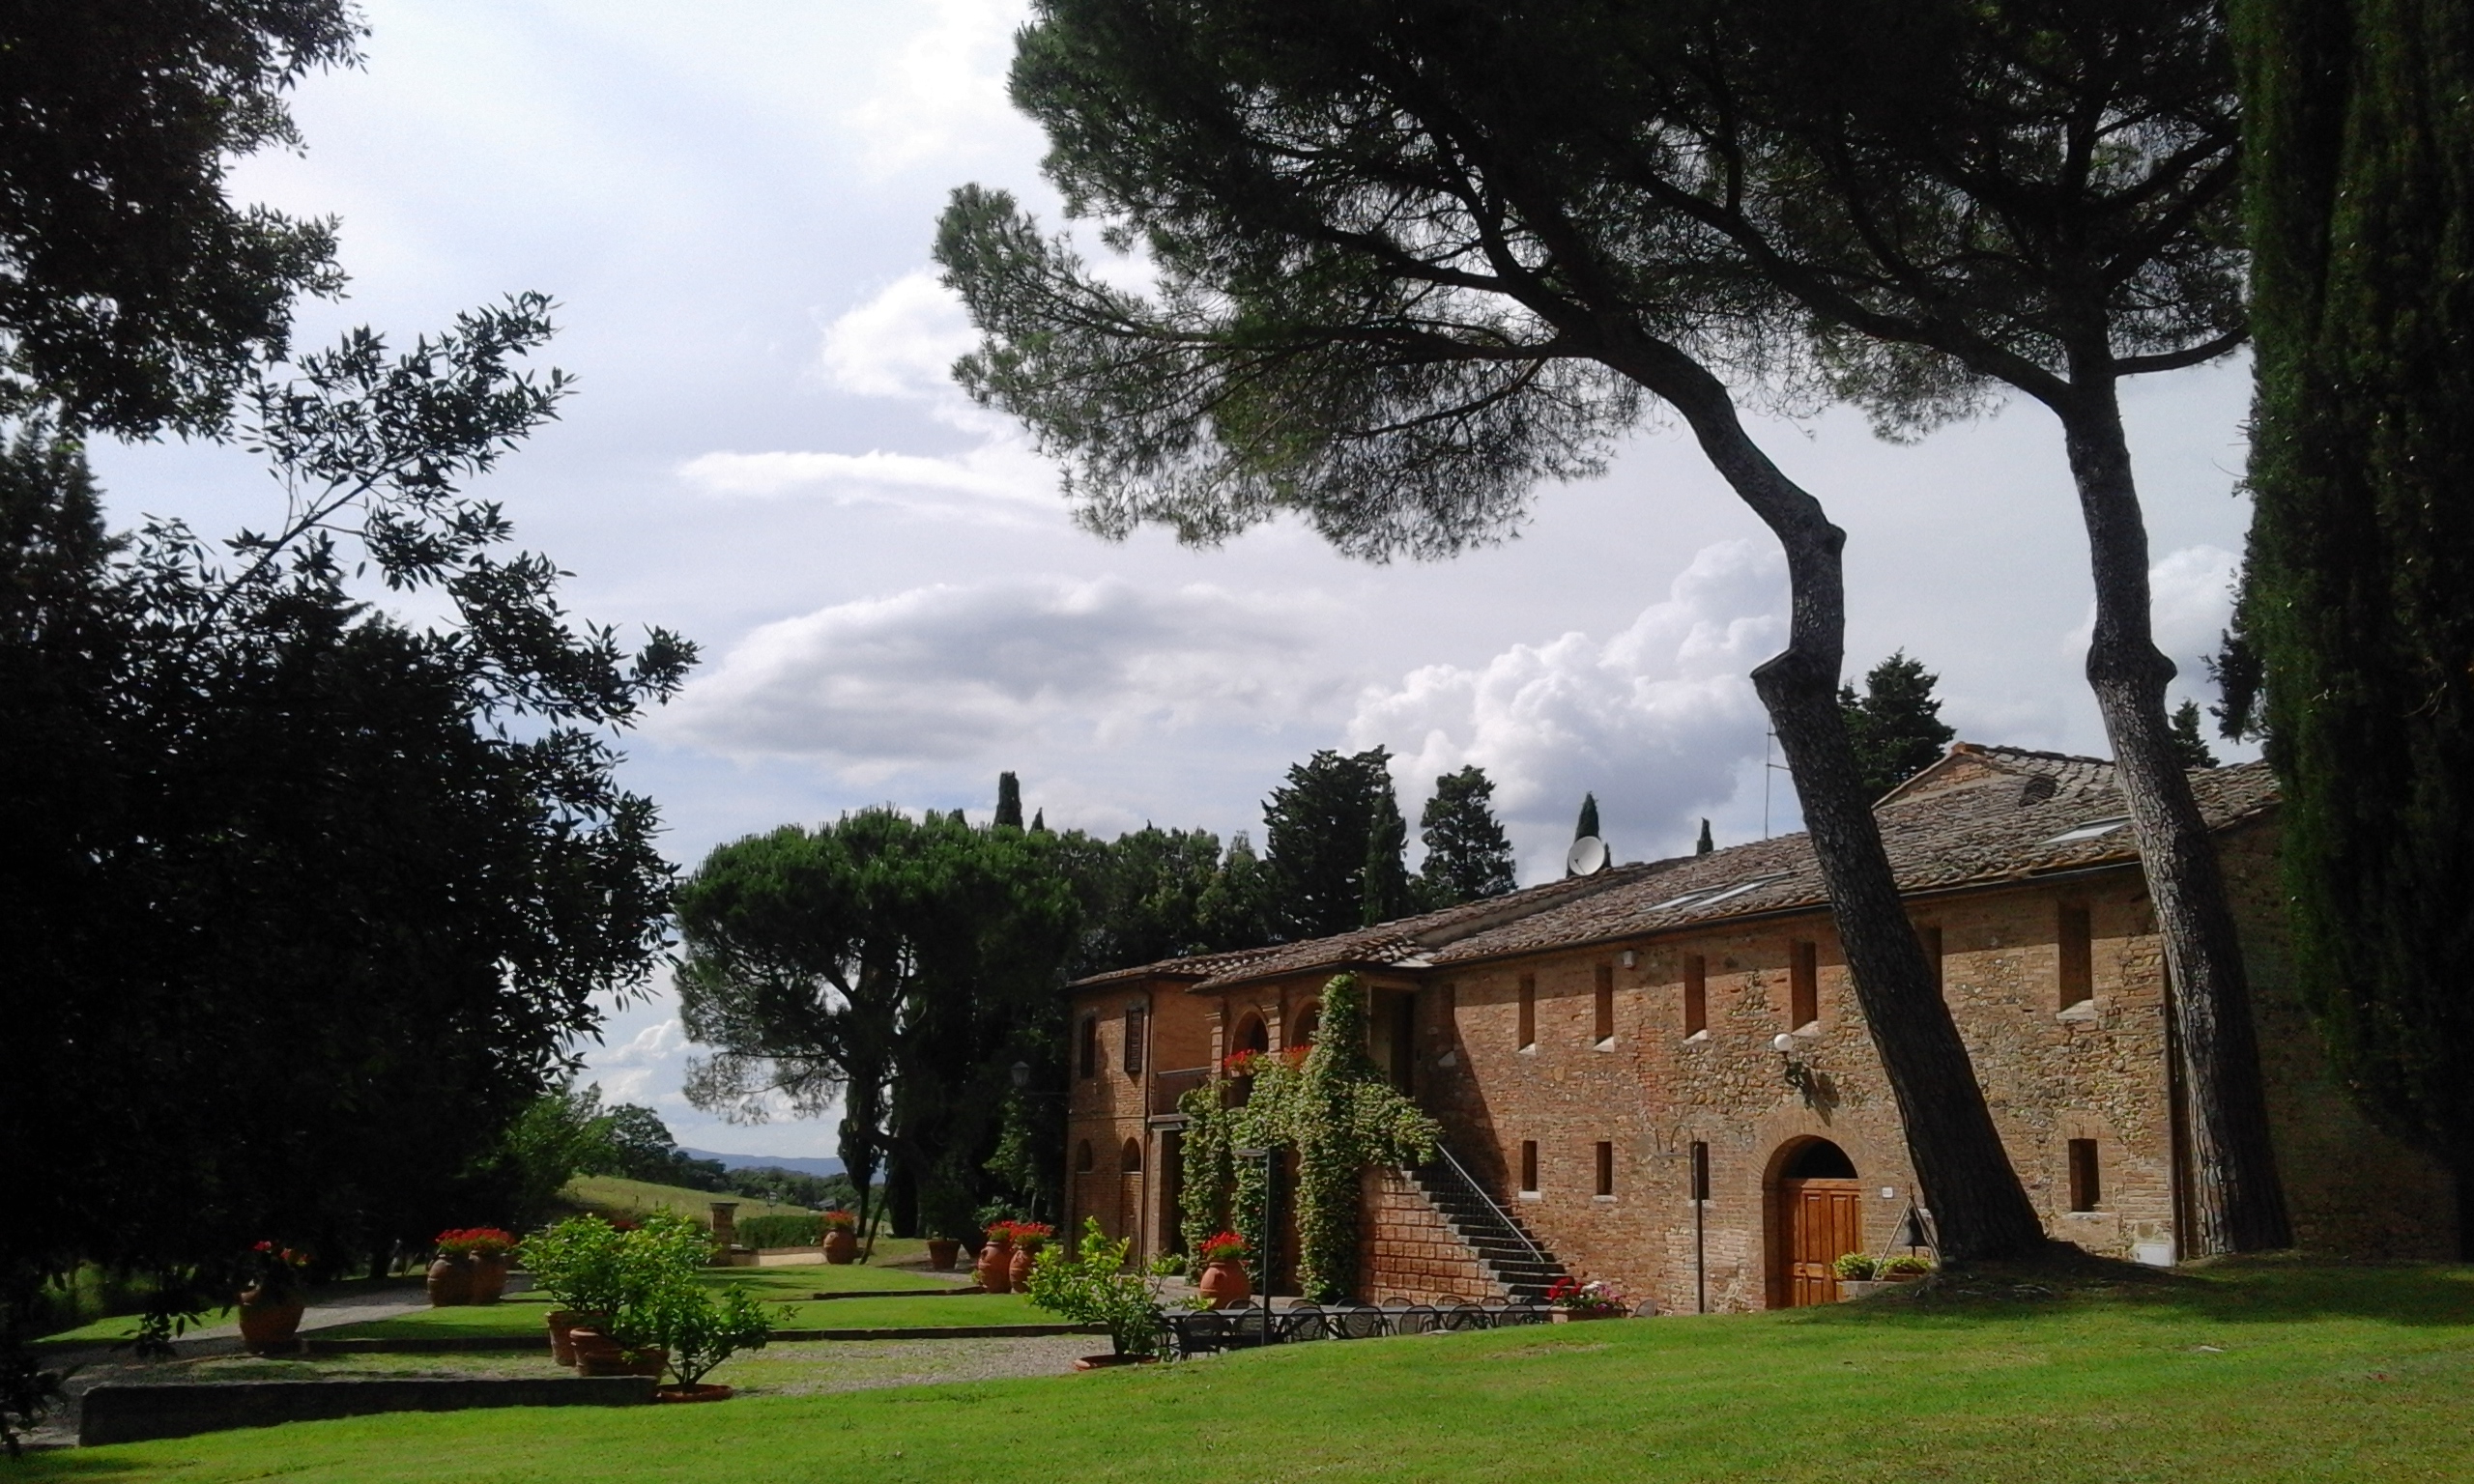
left=1404, top=1151, right=1568, bottom=1300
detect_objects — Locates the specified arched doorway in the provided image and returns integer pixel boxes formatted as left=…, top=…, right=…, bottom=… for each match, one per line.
left=1769, top=1138, right=1861, bottom=1308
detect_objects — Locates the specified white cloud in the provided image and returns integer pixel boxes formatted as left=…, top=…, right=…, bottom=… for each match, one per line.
left=1347, top=540, right=1785, bottom=875
left=815, top=270, right=981, bottom=403
left=842, top=0, right=1034, bottom=178
left=676, top=444, right=1053, bottom=509
left=2063, top=543, right=2239, bottom=688
left=663, top=576, right=1351, bottom=772
left=586, top=1016, right=689, bottom=1104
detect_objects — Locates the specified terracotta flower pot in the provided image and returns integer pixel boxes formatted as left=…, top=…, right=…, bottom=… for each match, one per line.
left=569, top=1327, right=666, bottom=1379
left=821, top=1229, right=858, bottom=1265
left=425, top=1254, right=475, bottom=1307
left=469, top=1251, right=509, bottom=1304
left=1008, top=1245, right=1039, bottom=1288
left=975, top=1240, right=1014, bottom=1294
left=654, top=1384, right=734, bottom=1403
left=1197, top=1259, right=1251, bottom=1310
left=545, top=1309, right=607, bottom=1366
left=236, top=1288, right=305, bottom=1354
left=926, top=1238, right=962, bottom=1271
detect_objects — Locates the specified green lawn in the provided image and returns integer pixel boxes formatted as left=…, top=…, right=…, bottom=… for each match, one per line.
left=561, top=1175, right=810, bottom=1224
left=35, top=1260, right=2474, bottom=1483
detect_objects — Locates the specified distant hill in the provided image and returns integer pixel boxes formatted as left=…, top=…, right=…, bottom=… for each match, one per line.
left=678, top=1148, right=846, bottom=1180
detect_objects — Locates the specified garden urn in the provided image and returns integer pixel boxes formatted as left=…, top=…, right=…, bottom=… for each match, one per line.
left=821, top=1228, right=858, bottom=1265
left=545, top=1309, right=607, bottom=1366
left=235, top=1287, right=305, bottom=1354
left=975, top=1238, right=1014, bottom=1294
left=926, top=1237, right=962, bottom=1271
left=1197, top=1259, right=1251, bottom=1310
left=424, top=1254, right=475, bottom=1306
left=469, top=1250, right=509, bottom=1304
left=1007, top=1244, right=1040, bottom=1288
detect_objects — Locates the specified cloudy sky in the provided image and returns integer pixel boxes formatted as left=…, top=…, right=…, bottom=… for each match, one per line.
left=87, top=1, right=2258, bottom=1158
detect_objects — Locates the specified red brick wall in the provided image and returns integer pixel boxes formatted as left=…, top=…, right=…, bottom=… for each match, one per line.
left=1357, top=1167, right=1509, bottom=1305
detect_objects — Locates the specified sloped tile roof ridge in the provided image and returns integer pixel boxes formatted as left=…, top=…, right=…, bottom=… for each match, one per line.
left=1956, top=741, right=2116, bottom=770
left=1066, top=944, right=1287, bottom=990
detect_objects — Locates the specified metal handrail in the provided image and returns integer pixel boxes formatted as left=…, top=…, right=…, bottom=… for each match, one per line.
left=1424, top=1141, right=1549, bottom=1271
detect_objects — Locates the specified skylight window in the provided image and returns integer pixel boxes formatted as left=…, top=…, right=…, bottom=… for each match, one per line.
left=2046, top=816, right=2131, bottom=843
left=1645, top=874, right=1786, bottom=913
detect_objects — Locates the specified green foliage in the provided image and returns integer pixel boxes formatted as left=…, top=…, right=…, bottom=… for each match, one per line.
left=650, top=1283, right=773, bottom=1387
left=733, top=1214, right=821, bottom=1250
left=1023, top=1217, right=1176, bottom=1356
left=1881, top=1254, right=1935, bottom=1277
left=1574, top=793, right=1600, bottom=842
left=1838, top=652, right=1955, bottom=801
left=1178, top=976, right=1440, bottom=1302
left=1697, top=819, right=1715, bottom=856
left=1417, top=766, right=1517, bottom=908
left=1050, top=823, right=1273, bottom=976
left=0, top=1, right=360, bottom=437
left=995, top=770, right=1024, bottom=830
left=1263, top=748, right=1414, bottom=940
left=2167, top=700, right=2219, bottom=770
left=1833, top=1252, right=1879, bottom=1280
left=519, top=1216, right=632, bottom=1318
left=2230, top=0, right=2474, bottom=1198
left=602, top=1211, right=718, bottom=1353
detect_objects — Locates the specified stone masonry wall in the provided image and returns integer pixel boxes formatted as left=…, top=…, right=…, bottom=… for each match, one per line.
left=1358, top=1167, right=1510, bottom=1305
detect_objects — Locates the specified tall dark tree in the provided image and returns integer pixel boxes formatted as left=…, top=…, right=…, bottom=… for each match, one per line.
left=0, top=0, right=360, bottom=436
left=1697, top=818, right=1715, bottom=856
left=995, top=770, right=1024, bottom=829
left=1418, top=766, right=1518, bottom=908
left=1840, top=651, right=1957, bottom=800
left=1573, top=792, right=1602, bottom=843
left=1652, top=0, right=2288, bottom=1251
left=1261, top=748, right=1415, bottom=940
left=2168, top=700, right=2219, bottom=771
left=1, top=304, right=690, bottom=1373
left=1052, top=824, right=1271, bottom=976
left=674, top=811, right=1077, bottom=1242
left=2229, top=0, right=2474, bottom=1249
left=938, top=0, right=2046, bottom=1255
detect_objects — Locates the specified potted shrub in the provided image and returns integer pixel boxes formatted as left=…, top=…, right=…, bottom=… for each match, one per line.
left=1545, top=1275, right=1629, bottom=1322
left=820, top=1209, right=859, bottom=1266
left=1024, top=1217, right=1183, bottom=1368
left=1194, top=1230, right=1252, bottom=1310
left=436, top=1228, right=517, bottom=1303
left=577, top=1210, right=711, bottom=1378
left=1833, top=1252, right=1894, bottom=1300
left=975, top=1220, right=1017, bottom=1293
left=1881, top=1254, right=1935, bottom=1282
left=522, top=1216, right=631, bottom=1365
left=650, top=1282, right=773, bottom=1402
left=235, top=1241, right=310, bottom=1354
left=1005, top=1221, right=1054, bottom=1289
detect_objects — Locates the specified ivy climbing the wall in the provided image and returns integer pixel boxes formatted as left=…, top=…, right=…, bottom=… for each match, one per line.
left=1176, top=974, right=1440, bottom=1301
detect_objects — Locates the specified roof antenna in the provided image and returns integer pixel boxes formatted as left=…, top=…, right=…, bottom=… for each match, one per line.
left=1761, top=731, right=1793, bottom=839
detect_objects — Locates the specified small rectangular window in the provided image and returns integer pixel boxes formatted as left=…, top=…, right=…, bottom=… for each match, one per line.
left=1123, top=1004, right=1145, bottom=1076
left=1595, top=1141, right=1615, bottom=1197
left=2068, top=1138, right=2101, bottom=1212
left=2059, top=903, right=2093, bottom=1009
left=1517, top=973, right=1537, bottom=1049
left=1593, top=963, right=1615, bottom=1042
left=1683, top=955, right=1708, bottom=1036
left=1520, top=1139, right=1539, bottom=1194
left=1690, top=1140, right=1710, bottom=1203
left=1791, top=940, right=1819, bottom=1027
left=1920, top=924, right=1944, bottom=994
left=1078, top=1014, right=1098, bottom=1078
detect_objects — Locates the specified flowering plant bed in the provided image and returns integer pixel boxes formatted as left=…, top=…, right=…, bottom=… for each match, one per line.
left=1546, top=1276, right=1628, bottom=1319
left=820, top=1210, right=858, bottom=1233
left=1195, top=1230, right=1251, bottom=1265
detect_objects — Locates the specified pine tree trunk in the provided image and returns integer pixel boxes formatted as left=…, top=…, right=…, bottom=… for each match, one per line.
left=1621, top=337, right=2050, bottom=1260
left=2057, top=378, right=2291, bottom=1254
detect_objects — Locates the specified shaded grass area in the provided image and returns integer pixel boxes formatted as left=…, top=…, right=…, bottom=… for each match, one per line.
left=28, top=1261, right=2474, bottom=1482
left=35, top=1276, right=425, bottom=1347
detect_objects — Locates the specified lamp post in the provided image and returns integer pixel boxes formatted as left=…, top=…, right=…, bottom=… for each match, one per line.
left=1233, top=1146, right=1278, bottom=1350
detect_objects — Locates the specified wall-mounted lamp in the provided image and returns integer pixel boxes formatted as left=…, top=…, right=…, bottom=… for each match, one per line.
left=1620, top=950, right=1637, bottom=969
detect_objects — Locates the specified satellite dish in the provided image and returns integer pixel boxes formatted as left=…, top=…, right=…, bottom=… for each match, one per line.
left=1566, top=835, right=1609, bottom=877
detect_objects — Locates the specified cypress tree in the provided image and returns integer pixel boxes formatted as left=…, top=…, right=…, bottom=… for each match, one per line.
left=2230, top=0, right=2474, bottom=1247
left=1697, top=818, right=1715, bottom=856
left=1263, top=747, right=1412, bottom=940
left=2168, top=701, right=2219, bottom=771
left=995, top=770, right=1023, bottom=829
left=1839, top=651, right=1956, bottom=800
left=1573, top=792, right=1600, bottom=842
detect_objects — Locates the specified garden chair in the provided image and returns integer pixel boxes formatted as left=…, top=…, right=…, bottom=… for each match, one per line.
left=1277, top=1303, right=1328, bottom=1343
left=1169, top=1310, right=1228, bottom=1358
left=1442, top=1303, right=1491, bottom=1332
left=1392, top=1304, right=1441, bottom=1334
left=1328, top=1304, right=1389, bottom=1340
left=1495, top=1303, right=1548, bottom=1327
left=1632, top=1298, right=1661, bottom=1318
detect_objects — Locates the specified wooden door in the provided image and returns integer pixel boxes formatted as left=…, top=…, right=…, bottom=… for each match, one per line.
left=1780, top=1178, right=1862, bottom=1306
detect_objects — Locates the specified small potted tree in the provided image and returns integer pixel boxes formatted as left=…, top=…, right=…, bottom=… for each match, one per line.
left=649, top=1282, right=773, bottom=1402
left=1194, top=1230, right=1252, bottom=1309
left=572, top=1211, right=710, bottom=1379
left=1024, top=1217, right=1181, bottom=1368
left=522, top=1216, right=630, bottom=1365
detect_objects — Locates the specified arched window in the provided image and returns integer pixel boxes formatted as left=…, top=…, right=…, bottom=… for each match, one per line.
left=1290, top=1002, right=1320, bottom=1047
left=1121, top=1138, right=1144, bottom=1173
left=1076, top=1139, right=1095, bottom=1173
left=1234, top=1013, right=1270, bottom=1057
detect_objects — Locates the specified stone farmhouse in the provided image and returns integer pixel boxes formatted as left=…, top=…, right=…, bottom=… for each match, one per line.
left=1060, top=745, right=2458, bottom=1312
